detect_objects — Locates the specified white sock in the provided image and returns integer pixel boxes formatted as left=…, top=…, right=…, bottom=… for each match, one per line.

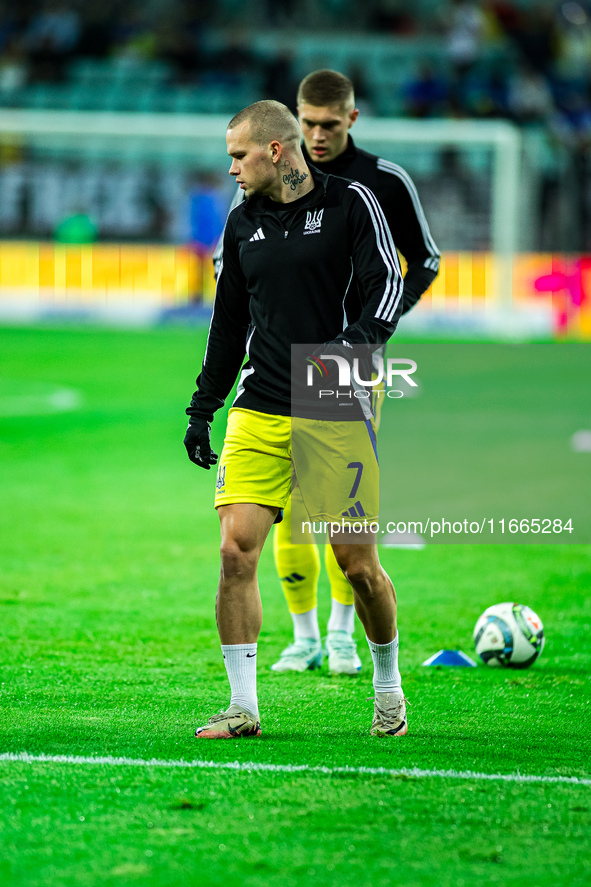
left=367, top=633, right=401, bottom=694
left=327, top=600, right=355, bottom=636
left=221, top=644, right=259, bottom=717
left=291, top=607, right=320, bottom=642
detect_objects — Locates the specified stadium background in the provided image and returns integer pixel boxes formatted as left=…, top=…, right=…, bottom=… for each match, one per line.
left=0, top=0, right=590, bottom=335
left=1, top=4, right=590, bottom=887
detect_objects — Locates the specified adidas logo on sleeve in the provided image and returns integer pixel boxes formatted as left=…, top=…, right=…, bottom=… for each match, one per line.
left=249, top=227, right=265, bottom=242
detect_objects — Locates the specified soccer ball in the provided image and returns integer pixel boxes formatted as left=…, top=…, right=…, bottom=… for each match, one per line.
left=473, top=602, right=544, bottom=668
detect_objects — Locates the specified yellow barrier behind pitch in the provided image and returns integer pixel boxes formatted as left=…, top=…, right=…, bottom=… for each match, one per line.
left=0, top=243, right=589, bottom=338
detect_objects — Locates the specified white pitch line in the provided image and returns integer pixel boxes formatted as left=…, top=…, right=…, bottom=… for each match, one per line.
left=0, top=752, right=590, bottom=787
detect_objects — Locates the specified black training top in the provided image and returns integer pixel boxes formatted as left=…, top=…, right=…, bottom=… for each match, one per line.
left=187, top=167, right=404, bottom=420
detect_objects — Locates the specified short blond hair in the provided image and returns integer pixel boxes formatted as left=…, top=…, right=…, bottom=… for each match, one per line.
left=228, top=100, right=301, bottom=148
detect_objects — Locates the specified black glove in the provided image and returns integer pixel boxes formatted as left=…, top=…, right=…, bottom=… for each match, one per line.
left=308, top=339, right=380, bottom=394
left=309, top=337, right=351, bottom=367
left=184, top=419, right=218, bottom=470
left=311, top=337, right=352, bottom=359
left=307, top=338, right=354, bottom=384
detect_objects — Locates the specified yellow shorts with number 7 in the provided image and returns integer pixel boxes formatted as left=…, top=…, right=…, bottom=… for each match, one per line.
left=214, top=408, right=379, bottom=536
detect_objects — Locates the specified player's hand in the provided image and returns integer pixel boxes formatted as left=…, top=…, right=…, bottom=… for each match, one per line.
left=184, top=419, right=218, bottom=470
left=307, top=338, right=354, bottom=382
left=311, top=337, right=353, bottom=361
left=308, top=338, right=352, bottom=368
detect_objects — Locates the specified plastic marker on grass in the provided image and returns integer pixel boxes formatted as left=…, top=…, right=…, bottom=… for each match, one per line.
left=422, top=650, right=477, bottom=667
left=571, top=430, right=591, bottom=452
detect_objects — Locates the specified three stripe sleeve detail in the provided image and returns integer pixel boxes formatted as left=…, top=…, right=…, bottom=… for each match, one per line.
left=348, top=181, right=404, bottom=323
left=376, top=158, right=440, bottom=267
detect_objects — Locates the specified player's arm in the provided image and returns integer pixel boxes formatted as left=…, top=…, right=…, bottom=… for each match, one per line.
left=335, top=182, right=405, bottom=347
left=185, top=213, right=250, bottom=467
left=376, top=164, right=440, bottom=314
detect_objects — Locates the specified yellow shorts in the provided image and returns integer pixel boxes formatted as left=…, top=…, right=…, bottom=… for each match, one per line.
left=291, top=416, right=379, bottom=527
left=373, top=377, right=386, bottom=431
left=214, top=408, right=292, bottom=511
left=214, top=408, right=379, bottom=534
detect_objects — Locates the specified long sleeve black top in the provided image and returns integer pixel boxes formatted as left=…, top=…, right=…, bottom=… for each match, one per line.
left=188, top=168, right=404, bottom=421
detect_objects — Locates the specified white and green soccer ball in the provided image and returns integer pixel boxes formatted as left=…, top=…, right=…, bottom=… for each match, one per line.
left=473, top=602, right=545, bottom=668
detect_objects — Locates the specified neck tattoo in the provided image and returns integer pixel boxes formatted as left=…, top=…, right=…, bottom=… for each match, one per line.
left=282, top=167, right=308, bottom=191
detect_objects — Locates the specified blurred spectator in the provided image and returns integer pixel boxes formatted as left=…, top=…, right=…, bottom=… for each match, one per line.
left=369, top=0, right=417, bottom=34
left=488, top=0, right=523, bottom=37
left=203, top=36, right=256, bottom=89
left=349, top=64, right=375, bottom=115
left=554, top=0, right=591, bottom=81
left=321, top=0, right=356, bottom=24
left=507, top=60, right=555, bottom=123
left=111, top=4, right=157, bottom=60
left=551, top=82, right=591, bottom=141
left=0, top=2, right=22, bottom=53
left=549, top=83, right=591, bottom=249
left=444, top=0, right=488, bottom=80
left=419, top=146, right=489, bottom=249
left=511, top=3, right=557, bottom=76
left=157, top=24, right=201, bottom=83
left=404, top=62, right=450, bottom=117
left=54, top=208, right=98, bottom=244
left=187, top=172, right=227, bottom=255
left=0, top=37, right=28, bottom=96
left=186, top=171, right=227, bottom=302
left=263, top=0, right=298, bottom=27
left=25, top=1, right=81, bottom=54
left=464, top=65, right=509, bottom=118
left=263, top=51, right=298, bottom=110
left=76, top=6, right=116, bottom=58
left=180, top=0, right=215, bottom=32
left=25, top=0, right=81, bottom=81
left=143, top=166, right=169, bottom=240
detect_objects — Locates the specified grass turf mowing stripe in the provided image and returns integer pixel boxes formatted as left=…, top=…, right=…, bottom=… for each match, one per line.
left=1, top=751, right=590, bottom=787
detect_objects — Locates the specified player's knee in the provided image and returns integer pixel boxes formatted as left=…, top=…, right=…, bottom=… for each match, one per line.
left=219, top=537, right=259, bottom=581
left=345, top=564, right=375, bottom=591
left=335, top=555, right=374, bottom=591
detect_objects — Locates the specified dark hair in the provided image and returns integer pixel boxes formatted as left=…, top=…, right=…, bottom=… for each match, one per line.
left=297, top=69, right=355, bottom=110
left=228, top=100, right=301, bottom=147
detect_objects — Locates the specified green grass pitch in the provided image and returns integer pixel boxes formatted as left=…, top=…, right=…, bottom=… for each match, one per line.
left=0, top=325, right=590, bottom=887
